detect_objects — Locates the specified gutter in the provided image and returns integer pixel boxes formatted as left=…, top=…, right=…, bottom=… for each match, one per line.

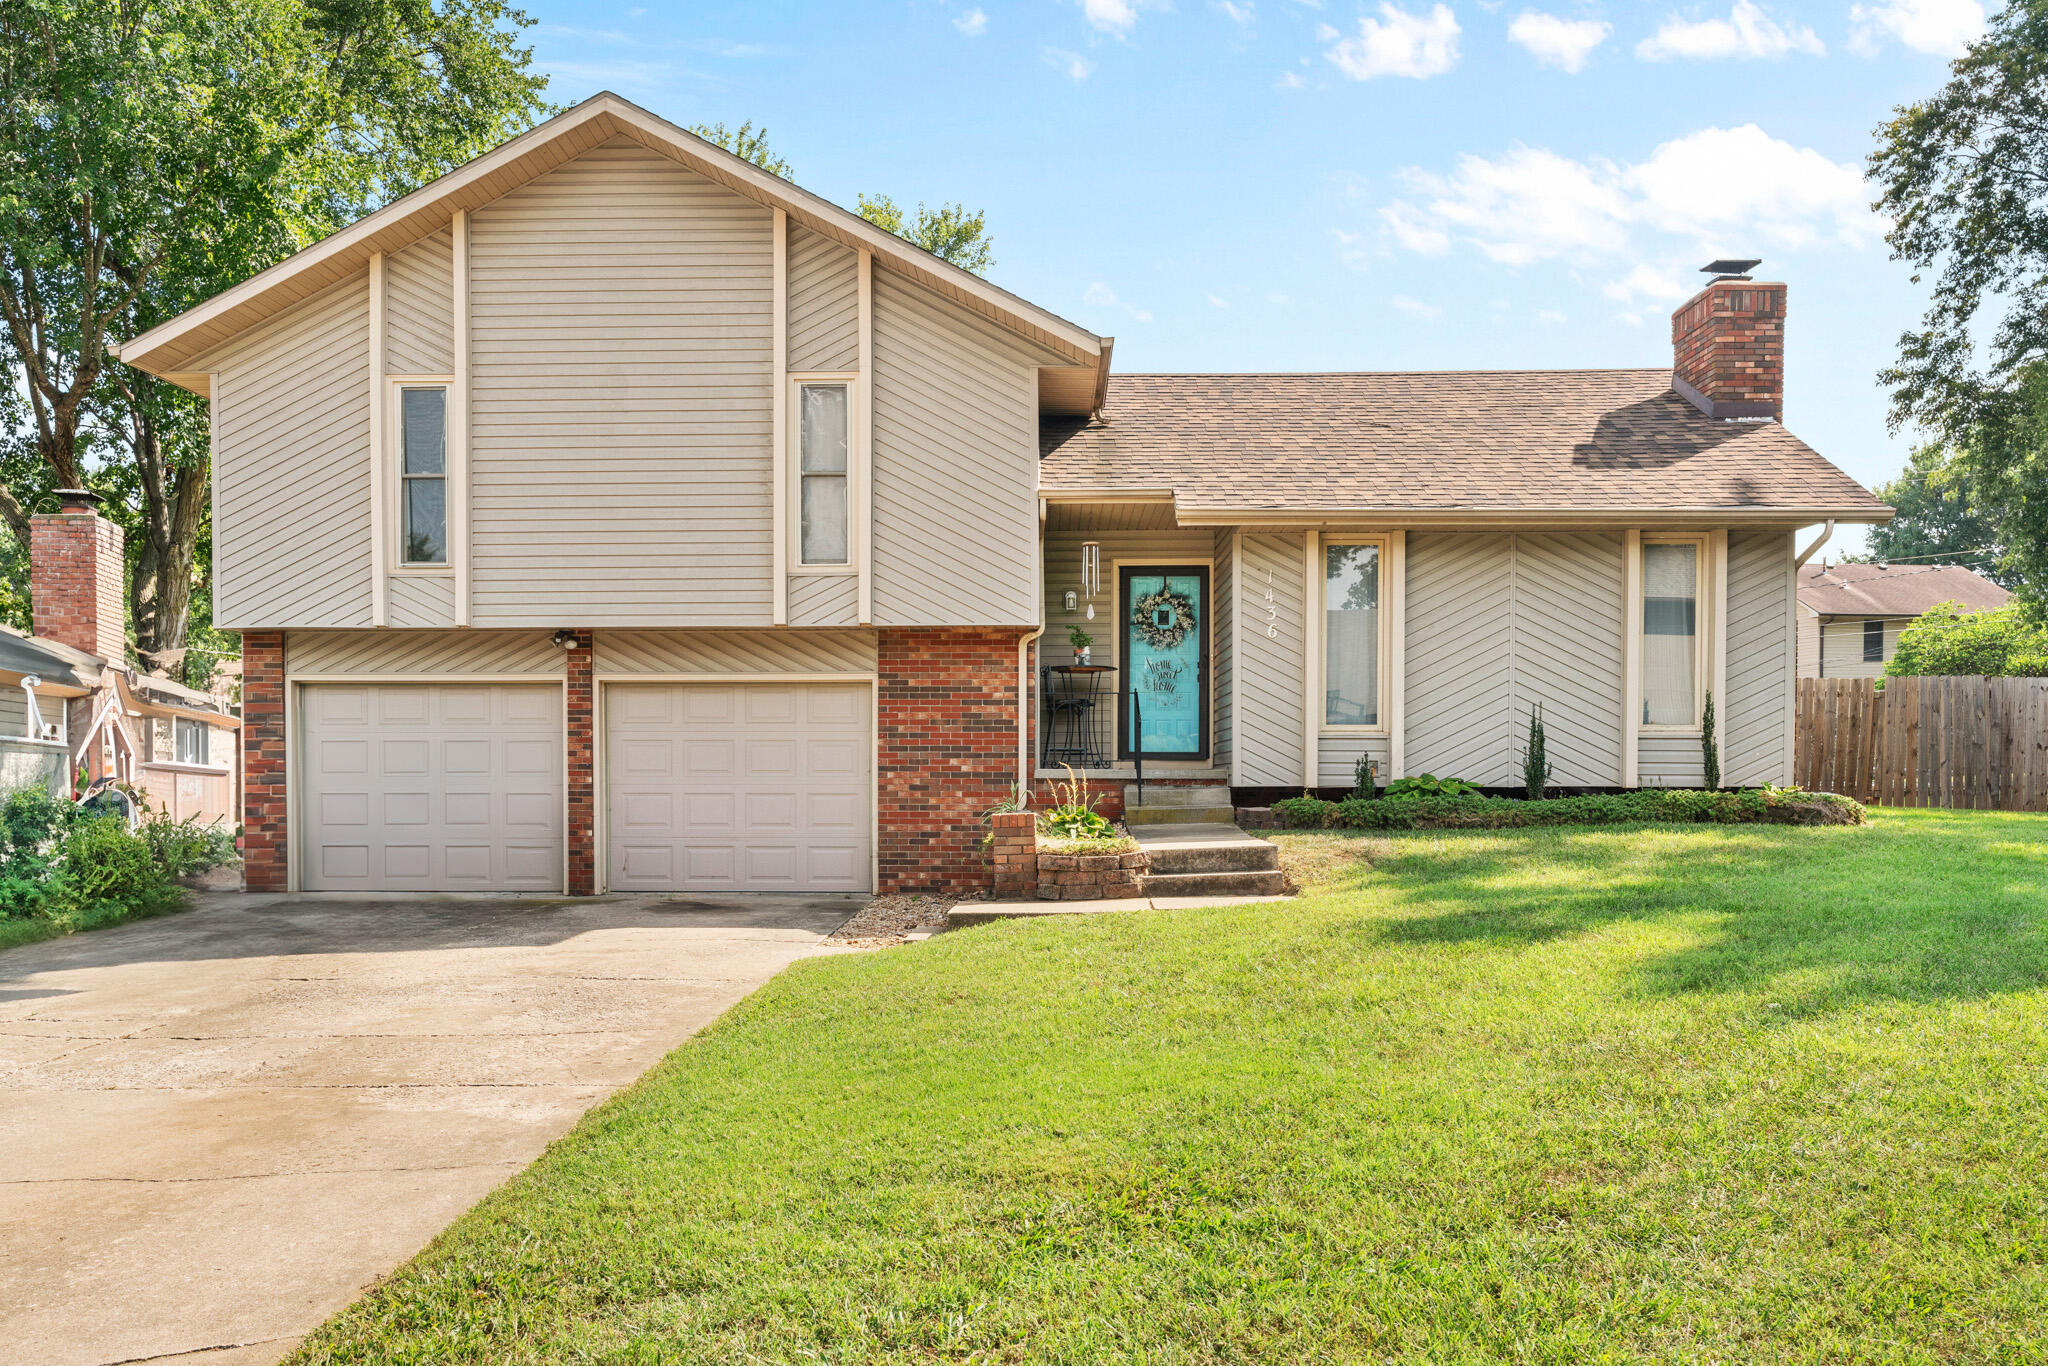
left=1018, top=499, right=1047, bottom=807
left=1794, top=520, right=1835, bottom=568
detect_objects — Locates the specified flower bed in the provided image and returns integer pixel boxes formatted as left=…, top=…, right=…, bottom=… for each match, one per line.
left=1270, top=787, right=1865, bottom=832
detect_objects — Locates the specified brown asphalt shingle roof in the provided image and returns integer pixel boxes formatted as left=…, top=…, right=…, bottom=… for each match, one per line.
left=1039, top=370, right=1891, bottom=518
left=1797, top=562, right=2010, bottom=617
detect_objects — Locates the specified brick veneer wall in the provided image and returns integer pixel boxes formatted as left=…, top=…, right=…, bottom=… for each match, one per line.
left=990, top=811, right=1036, bottom=897
left=878, top=627, right=1026, bottom=894
left=1672, top=279, right=1786, bottom=419
left=30, top=507, right=127, bottom=663
left=241, top=632, right=288, bottom=892
left=566, top=631, right=595, bottom=895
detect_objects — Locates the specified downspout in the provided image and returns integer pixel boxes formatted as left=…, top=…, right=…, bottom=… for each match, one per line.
left=1794, top=520, right=1834, bottom=568
left=1019, top=497, right=1047, bottom=806
left=1795, top=521, right=1834, bottom=678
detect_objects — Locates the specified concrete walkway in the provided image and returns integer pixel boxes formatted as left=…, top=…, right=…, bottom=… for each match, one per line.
left=0, top=890, right=859, bottom=1366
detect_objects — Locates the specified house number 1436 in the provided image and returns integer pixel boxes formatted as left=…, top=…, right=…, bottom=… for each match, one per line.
left=1265, top=570, right=1279, bottom=639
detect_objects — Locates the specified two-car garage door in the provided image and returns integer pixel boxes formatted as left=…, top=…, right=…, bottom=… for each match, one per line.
left=297, top=680, right=870, bottom=893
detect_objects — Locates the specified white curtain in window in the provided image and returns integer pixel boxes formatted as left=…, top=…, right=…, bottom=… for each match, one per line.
left=799, top=385, right=849, bottom=564
left=1642, top=542, right=1698, bottom=726
left=1325, top=544, right=1379, bottom=726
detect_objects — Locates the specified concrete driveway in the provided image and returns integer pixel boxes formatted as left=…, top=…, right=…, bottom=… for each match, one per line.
left=0, top=890, right=858, bottom=1366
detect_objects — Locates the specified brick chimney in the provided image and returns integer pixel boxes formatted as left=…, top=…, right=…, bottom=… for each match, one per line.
left=31, top=489, right=127, bottom=664
left=1671, top=274, right=1786, bottom=421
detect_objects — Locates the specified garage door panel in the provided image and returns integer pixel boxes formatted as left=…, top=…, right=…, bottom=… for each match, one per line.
left=301, top=683, right=563, bottom=892
left=606, top=682, right=870, bottom=893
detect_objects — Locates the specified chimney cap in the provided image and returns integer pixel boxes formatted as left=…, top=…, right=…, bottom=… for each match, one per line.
left=1702, top=258, right=1763, bottom=281
left=51, top=488, right=103, bottom=513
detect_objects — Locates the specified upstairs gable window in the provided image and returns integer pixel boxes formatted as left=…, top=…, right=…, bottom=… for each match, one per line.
left=797, top=382, right=850, bottom=566
left=399, top=386, right=447, bottom=566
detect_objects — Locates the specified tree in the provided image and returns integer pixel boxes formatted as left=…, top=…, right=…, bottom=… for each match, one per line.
left=1853, top=443, right=2011, bottom=584
left=687, top=123, right=996, bottom=276
left=1884, top=603, right=2048, bottom=678
left=0, top=0, right=548, bottom=669
left=1869, top=1, right=2048, bottom=614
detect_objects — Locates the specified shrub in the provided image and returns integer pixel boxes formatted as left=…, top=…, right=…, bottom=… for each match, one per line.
left=137, top=810, right=240, bottom=879
left=1520, top=705, right=1551, bottom=801
left=1350, top=755, right=1379, bottom=803
left=1270, top=786, right=1864, bottom=832
left=0, top=786, right=78, bottom=919
left=1885, top=603, right=2048, bottom=679
left=0, top=786, right=190, bottom=929
left=1702, top=690, right=1721, bottom=792
left=1384, top=774, right=1482, bottom=799
left=62, top=816, right=181, bottom=914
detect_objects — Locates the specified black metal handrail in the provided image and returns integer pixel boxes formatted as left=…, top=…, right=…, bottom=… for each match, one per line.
left=1037, top=673, right=1143, bottom=806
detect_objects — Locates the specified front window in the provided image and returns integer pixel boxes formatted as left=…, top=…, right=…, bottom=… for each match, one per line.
left=174, top=718, right=208, bottom=765
left=798, top=383, right=849, bottom=565
left=1324, top=542, right=1380, bottom=726
left=1863, top=618, right=1885, bottom=663
left=399, top=386, right=447, bottom=565
left=1642, top=541, right=1700, bottom=727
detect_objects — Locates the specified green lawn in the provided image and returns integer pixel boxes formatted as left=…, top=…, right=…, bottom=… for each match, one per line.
left=296, top=808, right=2048, bottom=1364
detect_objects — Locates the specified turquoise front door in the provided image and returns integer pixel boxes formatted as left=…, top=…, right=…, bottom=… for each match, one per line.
left=1119, top=566, right=1209, bottom=761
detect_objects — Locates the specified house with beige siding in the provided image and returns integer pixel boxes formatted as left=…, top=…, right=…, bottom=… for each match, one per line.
left=1795, top=561, right=2010, bottom=678
left=112, top=92, right=1890, bottom=898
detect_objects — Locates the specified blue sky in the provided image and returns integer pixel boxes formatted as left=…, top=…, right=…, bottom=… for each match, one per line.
left=516, top=0, right=1990, bottom=553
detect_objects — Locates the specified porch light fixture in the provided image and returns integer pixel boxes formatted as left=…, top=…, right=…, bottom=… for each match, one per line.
left=1080, top=541, right=1101, bottom=621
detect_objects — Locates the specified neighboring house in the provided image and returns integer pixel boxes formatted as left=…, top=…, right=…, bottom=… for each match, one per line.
left=0, top=492, right=242, bottom=822
left=1796, top=562, right=2011, bottom=678
left=112, top=93, right=1891, bottom=899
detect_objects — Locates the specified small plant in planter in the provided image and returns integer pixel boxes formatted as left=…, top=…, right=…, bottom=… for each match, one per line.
left=1039, top=764, right=1116, bottom=839
left=1067, top=624, right=1093, bottom=665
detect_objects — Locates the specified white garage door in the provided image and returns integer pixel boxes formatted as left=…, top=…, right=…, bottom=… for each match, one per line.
left=300, top=683, right=563, bottom=891
left=606, top=682, right=870, bottom=893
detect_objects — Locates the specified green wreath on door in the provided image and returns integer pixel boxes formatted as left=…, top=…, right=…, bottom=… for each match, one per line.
left=1130, top=588, right=1198, bottom=651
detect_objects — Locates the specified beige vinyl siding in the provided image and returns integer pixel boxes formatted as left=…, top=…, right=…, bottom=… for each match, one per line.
left=1817, top=616, right=1909, bottom=679
left=208, top=275, right=375, bottom=629
left=787, top=225, right=859, bottom=373
left=593, top=629, right=877, bottom=675
left=1796, top=606, right=1822, bottom=677
left=872, top=272, right=1057, bottom=626
left=789, top=574, right=859, bottom=627
left=1235, top=531, right=1308, bottom=786
left=386, top=230, right=454, bottom=375
left=468, top=138, right=774, bottom=627
left=1212, top=527, right=1234, bottom=769
left=1318, top=733, right=1391, bottom=789
left=1512, top=533, right=1626, bottom=787
left=389, top=575, right=458, bottom=629
left=0, top=686, right=26, bottom=738
left=287, top=629, right=563, bottom=676
left=1041, top=529, right=1214, bottom=674
left=1405, top=535, right=1515, bottom=786
left=1723, top=530, right=1794, bottom=786
left=1639, top=734, right=1706, bottom=787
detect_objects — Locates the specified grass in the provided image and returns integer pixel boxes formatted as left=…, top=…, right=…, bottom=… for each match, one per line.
left=295, top=808, right=2048, bottom=1364
left=0, top=893, right=187, bottom=953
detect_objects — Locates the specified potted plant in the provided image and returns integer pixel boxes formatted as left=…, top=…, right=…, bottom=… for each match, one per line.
left=1068, top=624, right=1093, bottom=665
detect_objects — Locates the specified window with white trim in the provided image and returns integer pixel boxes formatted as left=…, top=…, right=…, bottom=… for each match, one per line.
left=398, top=385, right=448, bottom=566
left=1323, top=539, right=1384, bottom=728
left=1862, top=618, right=1885, bottom=663
left=1641, top=539, right=1703, bottom=728
left=796, top=381, right=851, bottom=567
left=174, top=717, right=209, bottom=766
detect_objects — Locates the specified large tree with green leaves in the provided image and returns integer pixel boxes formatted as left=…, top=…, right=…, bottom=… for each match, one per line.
left=0, top=0, right=547, bottom=671
left=1870, top=1, right=2048, bottom=614
left=689, top=122, right=996, bottom=276
left=1850, top=443, right=2012, bottom=583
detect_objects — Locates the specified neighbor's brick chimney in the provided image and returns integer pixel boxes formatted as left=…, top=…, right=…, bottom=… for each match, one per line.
left=31, top=489, right=127, bottom=664
left=1671, top=277, right=1786, bottom=421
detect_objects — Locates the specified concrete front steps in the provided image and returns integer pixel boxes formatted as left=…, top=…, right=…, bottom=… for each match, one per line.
left=1130, top=822, right=1285, bottom=898
left=1122, top=782, right=1237, bottom=826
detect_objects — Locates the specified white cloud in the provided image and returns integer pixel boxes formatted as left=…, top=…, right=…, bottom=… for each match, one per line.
left=1849, top=0, right=1984, bottom=56
left=1277, top=69, right=1307, bottom=87
left=1043, top=46, right=1096, bottom=78
left=1375, top=124, right=1879, bottom=298
left=1391, top=295, right=1443, bottom=319
left=1507, top=12, right=1611, bottom=71
left=1322, top=3, right=1461, bottom=79
left=1207, top=293, right=1230, bottom=307
left=1082, top=0, right=1169, bottom=34
left=1537, top=308, right=1568, bottom=324
left=1636, top=2, right=1824, bottom=60
left=954, top=7, right=988, bottom=35
left=1082, top=282, right=1153, bottom=322
left=1216, top=0, right=1256, bottom=22
left=1334, top=227, right=1373, bottom=269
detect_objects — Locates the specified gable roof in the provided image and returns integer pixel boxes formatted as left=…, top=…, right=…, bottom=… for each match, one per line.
left=1039, top=370, right=1893, bottom=525
left=0, top=622, right=100, bottom=690
left=115, top=92, right=1107, bottom=411
left=1798, top=561, right=2010, bottom=617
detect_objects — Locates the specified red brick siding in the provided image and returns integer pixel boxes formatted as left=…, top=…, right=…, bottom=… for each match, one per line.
left=566, top=631, right=595, bottom=895
left=1672, top=280, right=1786, bottom=418
left=877, top=627, right=1026, bottom=894
left=30, top=511, right=126, bottom=663
left=990, top=810, right=1036, bottom=897
left=241, top=632, right=288, bottom=893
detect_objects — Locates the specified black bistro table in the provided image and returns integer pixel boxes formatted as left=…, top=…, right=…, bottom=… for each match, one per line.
left=1042, top=664, right=1117, bottom=768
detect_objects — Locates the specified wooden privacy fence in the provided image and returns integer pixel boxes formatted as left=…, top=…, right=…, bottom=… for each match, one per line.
left=1795, top=676, right=2048, bottom=811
